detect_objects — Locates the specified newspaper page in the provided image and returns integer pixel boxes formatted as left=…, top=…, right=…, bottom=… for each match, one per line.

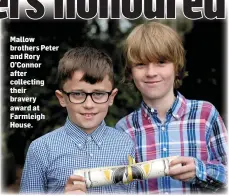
left=0, top=0, right=227, bottom=194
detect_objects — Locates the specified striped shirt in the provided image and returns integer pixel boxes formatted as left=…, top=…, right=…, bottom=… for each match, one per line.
left=20, top=118, right=137, bottom=194
left=116, top=92, right=227, bottom=194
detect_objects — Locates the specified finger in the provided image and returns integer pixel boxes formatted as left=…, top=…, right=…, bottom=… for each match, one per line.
left=170, top=171, right=196, bottom=181
left=65, top=183, right=87, bottom=192
left=65, top=184, right=85, bottom=191
left=67, top=175, right=85, bottom=184
left=169, top=163, right=195, bottom=176
left=73, top=181, right=85, bottom=186
left=170, top=157, right=192, bottom=166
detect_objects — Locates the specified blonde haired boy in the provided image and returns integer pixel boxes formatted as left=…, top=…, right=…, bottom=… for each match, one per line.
left=116, top=22, right=227, bottom=194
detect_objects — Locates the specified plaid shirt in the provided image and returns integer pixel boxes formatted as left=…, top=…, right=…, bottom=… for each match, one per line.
left=20, top=118, right=137, bottom=194
left=116, top=92, right=227, bottom=194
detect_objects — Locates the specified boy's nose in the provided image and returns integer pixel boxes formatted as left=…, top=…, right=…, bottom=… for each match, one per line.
left=83, top=95, right=94, bottom=108
left=146, top=63, right=157, bottom=77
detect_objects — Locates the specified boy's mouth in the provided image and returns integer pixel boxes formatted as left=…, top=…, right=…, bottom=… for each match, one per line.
left=144, top=80, right=161, bottom=86
left=81, top=113, right=97, bottom=118
left=144, top=80, right=161, bottom=84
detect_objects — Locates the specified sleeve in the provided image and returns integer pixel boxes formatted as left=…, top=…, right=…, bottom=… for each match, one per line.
left=194, top=109, right=227, bottom=192
left=116, top=117, right=141, bottom=163
left=20, top=141, right=48, bottom=193
left=115, top=118, right=128, bottom=133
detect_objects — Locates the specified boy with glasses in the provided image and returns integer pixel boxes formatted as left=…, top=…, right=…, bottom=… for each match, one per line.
left=20, top=47, right=136, bottom=194
left=116, top=22, right=227, bottom=194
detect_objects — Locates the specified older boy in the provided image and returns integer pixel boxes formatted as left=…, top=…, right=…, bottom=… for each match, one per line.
left=116, top=22, right=227, bottom=194
left=20, top=47, right=136, bottom=194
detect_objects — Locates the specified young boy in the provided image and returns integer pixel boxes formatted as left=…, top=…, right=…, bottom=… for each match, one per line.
left=116, top=22, right=227, bottom=194
left=20, top=47, right=136, bottom=194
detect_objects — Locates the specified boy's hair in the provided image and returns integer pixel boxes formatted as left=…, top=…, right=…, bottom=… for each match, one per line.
left=123, top=22, right=188, bottom=89
left=57, top=47, right=114, bottom=89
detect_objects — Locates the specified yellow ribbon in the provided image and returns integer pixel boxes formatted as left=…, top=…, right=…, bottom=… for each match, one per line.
left=127, top=155, right=136, bottom=183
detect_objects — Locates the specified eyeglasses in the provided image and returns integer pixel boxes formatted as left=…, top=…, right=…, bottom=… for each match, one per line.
left=61, top=89, right=113, bottom=104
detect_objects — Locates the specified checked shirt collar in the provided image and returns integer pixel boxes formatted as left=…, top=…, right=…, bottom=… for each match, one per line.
left=64, top=117, right=106, bottom=149
left=141, top=91, right=187, bottom=120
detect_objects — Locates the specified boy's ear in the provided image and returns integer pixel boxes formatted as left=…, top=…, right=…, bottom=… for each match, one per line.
left=55, top=90, right=67, bottom=107
left=108, top=88, right=118, bottom=106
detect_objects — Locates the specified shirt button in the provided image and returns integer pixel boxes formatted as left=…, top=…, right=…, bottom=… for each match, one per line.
left=87, top=136, right=92, bottom=141
left=161, top=126, right=165, bottom=131
left=151, top=108, right=154, bottom=112
left=78, top=144, right=82, bottom=147
left=163, top=147, right=167, bottom=151
left=90, top=153, right=93, bottom=157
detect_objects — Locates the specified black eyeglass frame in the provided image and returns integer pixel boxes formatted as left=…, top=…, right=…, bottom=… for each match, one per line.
left=60, top=89, right=113, bottom=104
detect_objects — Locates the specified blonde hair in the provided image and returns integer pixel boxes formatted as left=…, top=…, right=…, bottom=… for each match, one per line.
left=123, top=22, right=188, bottom=88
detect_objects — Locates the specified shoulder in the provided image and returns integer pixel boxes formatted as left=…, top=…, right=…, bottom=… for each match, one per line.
left=105, top=126, right=134, bottom=146
left=185, top=98, right=219, bottom=122
left=29, top=126, right=65, bottom=151
left=187, top=99, right=217, bottom=114
left=115, top=108, right=141, bottom=131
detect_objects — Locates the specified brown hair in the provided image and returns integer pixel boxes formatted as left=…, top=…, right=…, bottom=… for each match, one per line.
left=57, top=47, right=114, bottom=89
left=123, top=22, right=188, bottom=88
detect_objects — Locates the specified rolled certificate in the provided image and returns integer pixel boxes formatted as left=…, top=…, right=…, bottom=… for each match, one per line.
left=73, top=156, right=180, bottom=188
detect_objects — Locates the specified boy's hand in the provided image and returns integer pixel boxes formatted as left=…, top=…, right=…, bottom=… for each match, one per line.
left=168, top=156, right=196, bottom=182
left=64, top=175, right=87, bottom=194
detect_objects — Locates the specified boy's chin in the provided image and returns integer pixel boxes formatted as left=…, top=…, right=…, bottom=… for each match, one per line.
left=143, top=93, right=162, bottom=100
left=78, top=118, right=104, bottom=130
left=80, top=123, right=102, bottom=133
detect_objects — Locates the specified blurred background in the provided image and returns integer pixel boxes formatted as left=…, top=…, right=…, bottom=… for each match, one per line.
left=1, top=16, right=227, bottom=192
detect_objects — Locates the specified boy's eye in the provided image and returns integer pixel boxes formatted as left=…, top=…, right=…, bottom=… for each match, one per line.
left=135, top=64, right=145, bottom=67
left=71, top=92, right=85, bottom=97
left=93, top=92, right=106, bottom=97
left=158, top=58, right=167, bottom=64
